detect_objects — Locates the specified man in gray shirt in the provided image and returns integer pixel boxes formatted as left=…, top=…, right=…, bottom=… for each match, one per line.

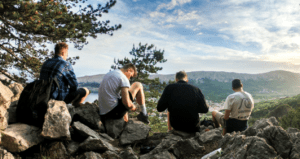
left=98, top=63, right=149, bottom=132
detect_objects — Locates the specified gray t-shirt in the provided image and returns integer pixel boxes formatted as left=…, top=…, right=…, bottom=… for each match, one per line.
left=224, top=91, right=254, bottom=120
left=98, top=70, right=130, bottom=115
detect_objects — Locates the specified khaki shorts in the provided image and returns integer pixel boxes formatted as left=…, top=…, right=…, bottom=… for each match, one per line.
left=214, top=111, right=226, bottom=127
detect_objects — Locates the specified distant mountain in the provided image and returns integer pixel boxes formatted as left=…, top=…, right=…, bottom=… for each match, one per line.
left=78, top=70, right=300, bottom=102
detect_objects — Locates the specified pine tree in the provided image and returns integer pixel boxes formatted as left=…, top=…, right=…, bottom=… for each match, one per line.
left=111, top=43, right=169, bottom=134
left=0, top=0, right=121, bottom=83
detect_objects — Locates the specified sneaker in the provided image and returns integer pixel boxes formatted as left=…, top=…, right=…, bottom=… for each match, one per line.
left=137, top=112, right=150, bottom=124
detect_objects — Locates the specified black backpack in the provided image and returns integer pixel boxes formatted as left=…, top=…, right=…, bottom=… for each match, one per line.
left=200, top=117, right=215, bottom=128
left=16, top=78, right=59, bottom=128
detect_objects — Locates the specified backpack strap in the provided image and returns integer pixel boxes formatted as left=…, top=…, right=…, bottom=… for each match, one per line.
left=53, top=77, right=60, bottom=89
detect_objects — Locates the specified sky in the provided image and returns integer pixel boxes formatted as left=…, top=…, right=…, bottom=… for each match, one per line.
left=67, top=0, right=300, bottom=77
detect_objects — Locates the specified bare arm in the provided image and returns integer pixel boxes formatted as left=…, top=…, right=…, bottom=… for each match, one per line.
left=121, top=87, right=136, bottom=111
left=224, top=110, right=231, bottom=120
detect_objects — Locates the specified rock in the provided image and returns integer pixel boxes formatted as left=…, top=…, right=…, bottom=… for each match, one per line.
left=171, top=129, right=195, bottom=139
left=147, top=133, right=182, bottom=155
left=196, top=128, right=222, bottom=154
left=0, top=147, right=15, bottom=159
left=41, top=100, right=71, bottom=140
left=99, top=133, right=114, bottom=142
left=140, top=150, right=176, bottom=159
left=287, top=127, right=300, bottom=133
left=170, top=138, right=205, bottom=158
left=252, top=117, right=279, bottom=130
left=257, top=126, right=293, bottom=158
left=242, top=126, right=259, bottom=136
left=1, top=123, right=44, bottom=152
left=8, top=104, right=17, bottom=124
left=120, top=119, right=151, bottom=145
left=41, top=142, right=68, bottom=159
left=220, top=135, right=277, bottom=159
left=101, top=151, right=122, bottom=159
left=76, top=151, right=103, bottom=159
left=119, top=147, right=138, bottom=159
left=65, top=141, right=80, bottom=155
left=73, top=121, right=100, bottom=139
left=67, top=104, right=76, bottom=119
left=0, top=106, right=8, bottom=130
left=289, top=132, right=300, bottom=144
left=79, top=137, right=119, bottom=153
left=142, top=133, right=168, bottom=147
left=0, top=81, right=14, bottom=109
left=105, top=117, right=126, bottom=139
left=290, top=138, right=300, bottom=159
left=8, top=83, right=23, bottom=102
left=73, top=102, right=102, bottom=129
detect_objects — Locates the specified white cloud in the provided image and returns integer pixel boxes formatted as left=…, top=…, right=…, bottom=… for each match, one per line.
left=149, top=11, right=166, bottom=18
left=157, top=0, right=192, bottom=11
left=197, top=32, right=203, bottom=35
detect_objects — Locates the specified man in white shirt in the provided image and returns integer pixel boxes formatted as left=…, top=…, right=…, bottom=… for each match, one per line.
left=98, top=63, right=149, bottom=132
left=212, top=79, right=254, bottom=135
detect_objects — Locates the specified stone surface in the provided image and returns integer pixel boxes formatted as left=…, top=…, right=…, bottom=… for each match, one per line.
left=0, top=106, right=8, bottom=130
left=287, top=127, right=300, bottom=133
left=119, top=147, right=138, bottom=159
left=101, top=151, right=122, bottom=159
left=8, top=83, right=23, bottom=103
left=41, top=100, right=71, bottom=140
left=65, top=141, right=80, bottom=155
left=257, top=126, right=293, bottom=158
left=171, top=129, right=195, bottom=139
left=8, top=104, right=17, bottom=124
left=105, top=117, right=126, bottom=139
left=142, top=133, right=168, bottom=147
left=0, top=81, right=14, bottom=109
left=140, top=150, right=176, bottom=159
left=79, top=137, right=119, bottom=153
left=42, top=142, right=68, bottom=159
left=120, top=119, right=151, bottom=145
left=196, top=128, right=222, bottom=154
left=73, top=121, right=100, bottom=139
left=146, top=133, right=182, bottom=156
left=220, top=135, right=277, bottom=159
left=170, top=138, right=205, bottom=158
left=0, top=147, right=15, bottom=159
left=1, top=123, right=44, bottom=152
left=252, top=117, right=279, bottom=130
left=76, top=151, right=103, bottom=159
left=242, top=126, right=259, bottom=136
left=74, top=102, right=102, bottom=129
left=290, top=138, right=300, bottom=159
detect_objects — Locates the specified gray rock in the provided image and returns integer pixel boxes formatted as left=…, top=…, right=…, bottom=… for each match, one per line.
left=142, top=133, right=168, bottom=147
left=41, top=100, right=71, bottom=140
left=101, top=151, right=122, bottom=159
left=105, top=117, right=126, bottom=139
left=119, top=147, right=138, bottom=159
left=252, top=117, right=279, bottom=130
left=289, top=132, right=300, bottom=143
left=242, top=126, right=259, bottom=136
left=79, top=137, right=119, bottom=153
left=67, top=104, right=76, bottom=119
left=171, top=129, right=196, bottom=139
left=290, top=138, right=300, bottom=159
left=257, top=126, right=293, bottom=158
left=0, top=147, right=15, bottom=159
left=0, top=106, right=8, bottom=130
left=220, top=135, right=277, bottom=159
left=76, top=151, right=103, bottom=159
left=8, top=104, right=17, bottom=124
left=196, top=128, right=222, bottom=154
left=74, top=102, right=102, bottom=129
left=1, top=123, right=44, bottom=152
left=140, top=150, right=176, bottom=159
left=73, top=121, right=100, bottom=139
left=99, top=133, right=115, bottom=142
left=120, top=119, right=151, bottom=145
left=8, top=83, right=23, bottom=103
left=147, top=133, right=182, bottom=155
left=287, top=127, right=300, bottom=133
left=65, top=141, right=80, bottom=155
left=0, top=81, right=14, bottom=109
left=170, top=138, right=205, bottom=158
left=41, top=142, right=68, bottom=159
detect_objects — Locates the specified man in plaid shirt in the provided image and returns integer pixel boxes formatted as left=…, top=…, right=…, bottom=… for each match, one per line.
left=40, top=42, right=89, bottom=107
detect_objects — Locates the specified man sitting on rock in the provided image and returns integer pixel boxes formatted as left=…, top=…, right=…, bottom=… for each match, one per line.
left=98, top=63, right=150, bottom=132
left=40, top=42, right=89, bottom=107
left=212, top=79, right=254, bottom=135
left=157, top=71, right=209, bottom=133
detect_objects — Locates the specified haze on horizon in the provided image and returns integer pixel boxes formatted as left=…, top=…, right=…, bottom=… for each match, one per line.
left=65, top=0, right=300, bottom=77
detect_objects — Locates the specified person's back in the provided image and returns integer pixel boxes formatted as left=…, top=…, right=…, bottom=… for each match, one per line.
left=157, top=71, right=209, bottom=133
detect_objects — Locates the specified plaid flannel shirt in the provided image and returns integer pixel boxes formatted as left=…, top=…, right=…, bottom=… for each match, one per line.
left=40, top=55, right=78, bottom=100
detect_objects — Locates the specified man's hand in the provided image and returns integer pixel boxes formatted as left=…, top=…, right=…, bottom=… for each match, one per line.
left=131, top=105, right=137, bottom=112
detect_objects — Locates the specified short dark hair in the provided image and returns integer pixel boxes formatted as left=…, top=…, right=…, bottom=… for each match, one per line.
left=176, top=71, right=187, bottom=81
left=55, top=42, right=68, bottom=55
left=122, top=63, right=137, bottom=77
left=232, top=79, right=242, bottom=89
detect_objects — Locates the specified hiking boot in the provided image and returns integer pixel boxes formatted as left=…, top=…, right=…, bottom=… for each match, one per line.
left=137, top=112, right=150, bottom=124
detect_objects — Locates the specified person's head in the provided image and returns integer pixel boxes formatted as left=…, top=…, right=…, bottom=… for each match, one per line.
left=121, top=63, right=137, bottom=80
left=232, top=79, right=243, bottom=91
left=55, top=42, right=69, bottom=60
left=175, top=71, right=188, bottom=82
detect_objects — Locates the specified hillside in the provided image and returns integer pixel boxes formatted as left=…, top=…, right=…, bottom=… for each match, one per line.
left=78, top=70, right=300, bottom=102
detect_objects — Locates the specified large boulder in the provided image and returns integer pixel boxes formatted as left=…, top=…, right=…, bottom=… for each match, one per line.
left=41, top=142, right=68, bottom=159
left=41, top=100, right=71, bottom=140
left=252, top=117, right=279, bottom=130
left=290, top=138, right=300, bottom=159
left=257, top=126, right=293, bottom=158
left=120, top=119, right=151, bottom=145
left=219, top=134, right=277, bottom=159
left=196, top=128, right=223, bottom=154
left=0, top=106, right=8, bottom=130
left=105, top=117, right=126, bottom=139
left=73, top=121, right=100, bottom=139
left=76, top=151, right=103, bottom=159
left=79, top=137, right=119, bottom=153
left=0, top=147, right=15, bottom=159
left=1, top=123, right=44, bottom=152
left=65, top=141, right=80, bottom=156
left=73, top=102, right=102, bottom=130
left=0, top=81, right=14, bottom=109
left=119, top=147, right=138, bottom=159
left=8, top=83, right=23, bottom=102
left=170, top=138, right=205, bottom=158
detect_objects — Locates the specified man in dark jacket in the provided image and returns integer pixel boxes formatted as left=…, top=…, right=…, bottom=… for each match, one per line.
left=157, top=71, right=209, bottom=132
